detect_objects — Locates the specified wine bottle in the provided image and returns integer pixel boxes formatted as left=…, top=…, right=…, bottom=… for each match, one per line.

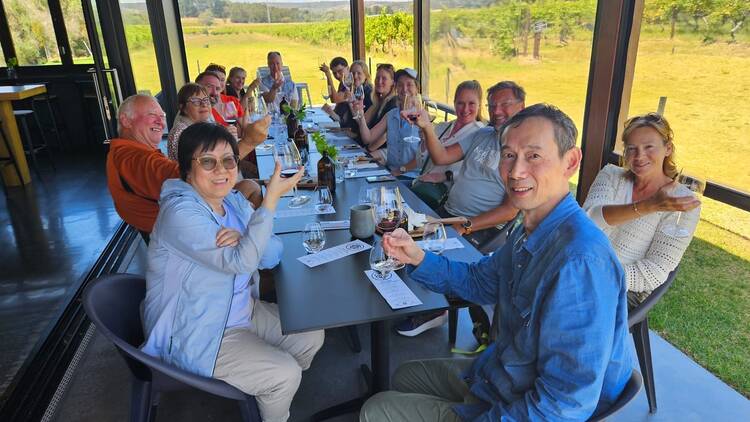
left=294, top=125, right=309, bottom=164
left=279, top=96, right=289, bottom=115
left=317, top=150, right=336, bottom=194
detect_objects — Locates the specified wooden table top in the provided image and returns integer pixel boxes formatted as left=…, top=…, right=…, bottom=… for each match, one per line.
left=0, top=84, right=46, bottom=101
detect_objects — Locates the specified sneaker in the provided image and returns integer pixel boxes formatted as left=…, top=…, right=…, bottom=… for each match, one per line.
left=395, top=311, right=448, bottom=337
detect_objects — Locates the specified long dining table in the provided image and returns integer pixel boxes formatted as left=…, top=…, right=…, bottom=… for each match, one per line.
left=256, top=108, right=483, bottom=419
left=0, top=84, right=46, bottom=186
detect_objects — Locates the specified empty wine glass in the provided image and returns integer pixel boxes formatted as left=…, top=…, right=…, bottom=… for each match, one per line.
left=316, top=186, right=333, bottom=212
left=422, top=222, right=447, bottom=255
left=274, top=142, right=310, bottom=208
left=661, top=173, right=705, bottom=238
left=302, top=222, right=326, bottom=253
left=369, top=239, right=394, bottom=278
left=321, top=85, right=331, bottom=103
left=402, top=93, right=422, bottom=143
left=343, top=72, right=354, bottom=95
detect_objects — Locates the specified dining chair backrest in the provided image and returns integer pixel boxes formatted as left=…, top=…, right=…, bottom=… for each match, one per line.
left=628, top=268, right=678, bottom=328
left=588, top=369, right=643, bottom=421
left=256, top=66, right=293, bottom=82
left=82, top=273, right=247, bottom=400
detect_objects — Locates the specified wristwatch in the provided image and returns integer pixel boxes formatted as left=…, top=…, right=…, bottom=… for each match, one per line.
left=399, top=166, right=407, bottom=173
left=462, top=219, right=473, bottom=235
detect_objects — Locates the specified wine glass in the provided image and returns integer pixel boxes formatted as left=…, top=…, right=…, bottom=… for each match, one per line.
left=343, top=72, right=354, bottom=93
left=374, top=187, right=403, bottom=234
left=352, top=84, right=365, bottom=120
left=422, top=222, right=447, bottom=255
left=223, top=101, right=238, bottom=125
left=369, top=239, right=394, bottom=278
left=661, top=173, right=705, bottom=238
left=315, top=186, right=333, bottom=212
left=302, top=222, right=326, bottom=253
left=321, top=86, right=331, bottom=103
left=402, top=93, right=423, bottom=143
left=274, top=142, right=310, bottom=208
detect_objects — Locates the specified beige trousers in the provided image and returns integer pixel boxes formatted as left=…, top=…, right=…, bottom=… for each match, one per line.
left=360, top=358, right=477, bottom=422
left=213, top=300, right=325, bottom=422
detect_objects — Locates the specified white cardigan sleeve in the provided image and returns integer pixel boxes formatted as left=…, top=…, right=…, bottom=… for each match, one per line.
left=582, top=164, right=623, bottom=235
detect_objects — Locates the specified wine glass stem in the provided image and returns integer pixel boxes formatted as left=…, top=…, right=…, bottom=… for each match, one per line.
left=674, top=211, right=683, bottom=227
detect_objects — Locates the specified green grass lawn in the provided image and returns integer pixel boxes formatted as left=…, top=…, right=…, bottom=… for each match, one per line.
left=124, top=19, right=750, bottom=397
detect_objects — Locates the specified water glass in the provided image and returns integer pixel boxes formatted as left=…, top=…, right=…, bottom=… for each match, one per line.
left=316, top=186, right=333, bottom=212
left=302, top=223, right=326, bottom=253
left=344, top=159, right=358, bottom=178
left=334, top=160, right=345, bottom=183
left=422, top=222, right=447, bottom=255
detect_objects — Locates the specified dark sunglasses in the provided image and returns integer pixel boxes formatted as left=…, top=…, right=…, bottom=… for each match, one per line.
left=193, top=155, right=239, bottom=171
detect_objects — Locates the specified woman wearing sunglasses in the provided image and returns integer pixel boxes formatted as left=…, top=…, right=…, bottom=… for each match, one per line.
left=167, top=83, right=213, bottom=160
left=143, top=122, right=324, bottom=422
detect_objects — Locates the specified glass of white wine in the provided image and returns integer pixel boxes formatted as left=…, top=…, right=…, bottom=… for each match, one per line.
left=661, top=173, right=705, bottom=238
left=422, top=222, right=447, bottom=255
left=369, top=239, right=394, bottom=278
left=303, top=222, right=326, bottom=253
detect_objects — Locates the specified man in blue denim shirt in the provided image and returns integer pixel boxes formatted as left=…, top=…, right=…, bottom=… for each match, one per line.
left=361, top=104, right=633, bottom=421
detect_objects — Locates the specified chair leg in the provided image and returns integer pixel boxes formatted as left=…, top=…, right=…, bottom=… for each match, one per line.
left=346, top=325, right=362, bottom=353
left=18, top=117, right=42, bottom=179
left=238, top=395, right=262, bottom=422
left=448, top=308, right=458, bottom=345
left=632, top=318, right=657, bottom=413
left=130, top=379, right=153, bottom=422
left=31, top=111, right=55, bottom=171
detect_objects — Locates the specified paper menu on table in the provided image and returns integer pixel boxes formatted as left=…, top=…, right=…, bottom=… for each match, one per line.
left=320, top=220, right=350, bottom=230
left=297, top=240, right=372, bottom=268
left=275, top=205, right=335, bottom=219
left=364, top=270, right=423, bottom=309
left=414, top=237, right=465, bottom=251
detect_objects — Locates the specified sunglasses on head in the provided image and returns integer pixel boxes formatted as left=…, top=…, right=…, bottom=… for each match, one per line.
left=193, top=155, right=239, bottom=171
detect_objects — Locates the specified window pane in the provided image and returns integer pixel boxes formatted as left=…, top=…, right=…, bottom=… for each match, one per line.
left=4, top=0, right=61, bottom=65
left=428, top=0, right=598, bottom=150
left=365, top=1, right=414, bottom=73
left=120, top=1, right=161, bottom=94
left=177, top=0, right=351, bottom=106
left=60, top=0, right=94, bottom=64
left=628, top=0, right=750, bottom=194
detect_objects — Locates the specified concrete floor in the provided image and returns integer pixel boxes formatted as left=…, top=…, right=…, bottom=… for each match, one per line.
left=51, top=244, right=750, bottom=422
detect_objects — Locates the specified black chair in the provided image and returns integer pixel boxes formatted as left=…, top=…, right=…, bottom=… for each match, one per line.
left=628, top=268, right=679, bottom=414
left=82, top=273, right=262, bottom=422
left=588, top=369, right=643, bottom=421
left=14, top=109, right=55, bottom=177
left=0, top=120, right=26, bottom=193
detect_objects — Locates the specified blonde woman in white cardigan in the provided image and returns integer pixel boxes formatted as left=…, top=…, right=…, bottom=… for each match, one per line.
left=583, top=113, right=701, bottom=307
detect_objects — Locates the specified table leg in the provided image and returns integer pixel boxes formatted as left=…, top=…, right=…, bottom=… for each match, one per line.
left=311, top=319, right=392, bottom=421
left=0, top=101, right=32, bottom=186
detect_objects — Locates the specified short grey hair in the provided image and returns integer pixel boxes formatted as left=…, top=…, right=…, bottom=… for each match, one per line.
left=117, top=94, right=153, bottom=135
left=487, top=81, right=526, bottom=102
left=500, top=103, right=577, bottom=156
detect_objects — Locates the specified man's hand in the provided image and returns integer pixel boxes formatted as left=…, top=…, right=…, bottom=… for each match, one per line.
left=240, top=115, right=271, bottom=149
left=383, top=229, right=425, bottom=266
left=319, top=63, right=331, bottom=76
left=271, top=75, right=284, bottom=90
left=234, top=179, right=263, bottom=209
left=248, top=77, right=261, bottom=92
left=216, top=227, right=241, bottom=247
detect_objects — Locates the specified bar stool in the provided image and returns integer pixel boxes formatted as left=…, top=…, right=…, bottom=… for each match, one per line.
left=0, top=120, right=26, bottom=193
left=14, top=109, right=55, bottom=177
left=32, top=92, right=69, bottom=150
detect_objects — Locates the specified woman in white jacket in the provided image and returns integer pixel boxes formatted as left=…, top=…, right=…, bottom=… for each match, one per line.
left=142, top=122, right=324, bottom=422
left=583, top=113, right=701, bottom=307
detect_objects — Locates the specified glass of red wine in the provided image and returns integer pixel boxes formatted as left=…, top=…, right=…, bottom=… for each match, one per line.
left=274, top=142, right=310, bottom=208
left=402, top=93, right=422, bottom=143
left=373, top=186, right=405, bottom=270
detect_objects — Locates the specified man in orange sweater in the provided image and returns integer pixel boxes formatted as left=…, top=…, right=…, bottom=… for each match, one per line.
left=106, top=94, right=268, bottom=240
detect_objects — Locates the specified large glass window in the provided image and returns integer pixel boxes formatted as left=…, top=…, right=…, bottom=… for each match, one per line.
left=364, top=1, right=414, bottom=74
left=177, top=0, right=351, bottom=106
left=60, top=0, right=94, bottom=64
left=119, top=1, right=161, bottom=94
left=4, top=0, right=61, bottom=65
left=627, top=0, right=750, bottom=196
left=428, top=0, right=598, bottom=142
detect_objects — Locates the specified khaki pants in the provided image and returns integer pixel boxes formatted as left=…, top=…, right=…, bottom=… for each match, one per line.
left=360, top=358, right=478, bottom=422
left=213, top=300, right=324, bottom=422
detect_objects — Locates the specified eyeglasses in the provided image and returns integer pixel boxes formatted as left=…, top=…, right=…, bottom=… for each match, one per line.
left=187, top=97, right=211, bottom=107
left=488, top=100, right=521, bottom=109
left=193, top=155, right=239, bottom=171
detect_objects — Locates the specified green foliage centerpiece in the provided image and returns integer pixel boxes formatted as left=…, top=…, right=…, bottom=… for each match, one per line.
left=311, top=131, right=338, bottom=161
